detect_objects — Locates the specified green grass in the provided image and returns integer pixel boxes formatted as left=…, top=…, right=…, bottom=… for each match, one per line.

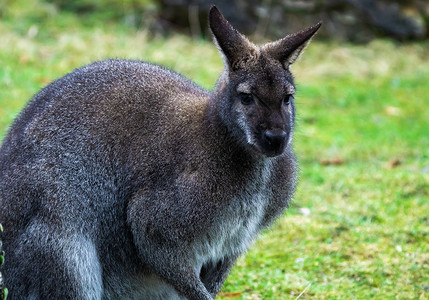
left=1, top=2, right=428, bottom=299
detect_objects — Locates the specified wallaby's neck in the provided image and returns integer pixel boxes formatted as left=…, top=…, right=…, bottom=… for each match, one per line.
left=207, top=69, right=235, bottom=138
left=207, top=68, right=227, bottom=122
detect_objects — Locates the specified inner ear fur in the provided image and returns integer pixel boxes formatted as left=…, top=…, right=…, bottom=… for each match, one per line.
left=209, top=6, right=259, bottom=71
left=263, top=22, right=322, bottom=69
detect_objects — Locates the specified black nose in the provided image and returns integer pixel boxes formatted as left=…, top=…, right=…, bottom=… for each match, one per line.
left=264, top=129, right=287, bottom=146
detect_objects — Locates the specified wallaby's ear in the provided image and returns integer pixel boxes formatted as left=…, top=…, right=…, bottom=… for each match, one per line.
left=209, top=6, right=259, bottom=71
left=263, top=22, right=322, bottom=69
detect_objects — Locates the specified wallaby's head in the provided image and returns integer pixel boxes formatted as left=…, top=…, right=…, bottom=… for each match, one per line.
left=209, top=6, right=321, bottom=157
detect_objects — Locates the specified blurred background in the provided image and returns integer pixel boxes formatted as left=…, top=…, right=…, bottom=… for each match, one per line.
left=0, top=0, right=428, bottom=299
left=154, top=0, right=429, bottom=42
left=2, top=0, right=429, bottom=42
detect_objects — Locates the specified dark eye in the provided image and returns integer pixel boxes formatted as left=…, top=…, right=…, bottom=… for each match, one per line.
left=283, top=94, right=293, bottom=106
left=240, top=93, right=254, bottom=105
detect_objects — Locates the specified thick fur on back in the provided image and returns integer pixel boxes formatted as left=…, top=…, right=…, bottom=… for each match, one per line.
left=0, top=7, right=320, bottom=300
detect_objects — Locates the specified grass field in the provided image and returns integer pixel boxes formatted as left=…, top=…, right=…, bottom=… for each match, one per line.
left=1, top=2, right=429, bottom=299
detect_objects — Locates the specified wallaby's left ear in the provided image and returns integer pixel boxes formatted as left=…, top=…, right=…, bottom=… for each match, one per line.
left=263, top=22, right=322, bottom=69
left=209, top=6, right=259, bottom=71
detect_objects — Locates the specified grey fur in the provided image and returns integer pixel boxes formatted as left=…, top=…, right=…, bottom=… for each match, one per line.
left=0, top=6, right=320, bottom=300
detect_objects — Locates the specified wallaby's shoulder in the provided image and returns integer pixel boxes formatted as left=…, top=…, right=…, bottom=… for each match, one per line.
left=53, top=59, right=210, bottom=127
left=21, top=58, right=209, bottom=114
left=71, top=59, right=208, bottom=97
left=0, top=59, right=209, bottom=154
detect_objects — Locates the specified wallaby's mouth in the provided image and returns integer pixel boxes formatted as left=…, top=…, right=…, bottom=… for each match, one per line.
left=259, top=144, right=287, bottom=157
left=253, top=137, right=288, bottom=157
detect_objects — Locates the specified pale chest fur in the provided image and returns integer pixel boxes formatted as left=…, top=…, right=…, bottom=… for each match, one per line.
left=192, top=160, right=274, bottom=271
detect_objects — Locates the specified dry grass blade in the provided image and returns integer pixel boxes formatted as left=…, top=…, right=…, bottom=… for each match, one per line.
left=295, top=282, right=312, bottom=300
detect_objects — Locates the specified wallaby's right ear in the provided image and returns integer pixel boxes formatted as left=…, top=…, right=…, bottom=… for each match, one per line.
left=263, top=22, right=322, bottom=69
left=209, top=6, right=259, bottom=71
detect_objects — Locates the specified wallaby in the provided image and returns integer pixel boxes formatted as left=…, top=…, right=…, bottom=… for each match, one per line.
left=0, top=6, right=320, bottom=300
